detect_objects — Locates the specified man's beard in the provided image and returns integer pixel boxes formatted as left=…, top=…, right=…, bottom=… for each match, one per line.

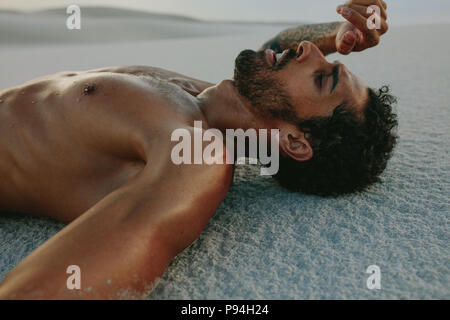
left=233, top=49, right=300, bottom=123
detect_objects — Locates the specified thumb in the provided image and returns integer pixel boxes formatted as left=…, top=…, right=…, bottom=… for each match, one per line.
left=337, top=31, right=357, bottom=55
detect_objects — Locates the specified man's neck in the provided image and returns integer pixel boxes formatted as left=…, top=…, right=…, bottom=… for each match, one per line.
left=197, top=80, right=276, bottom=134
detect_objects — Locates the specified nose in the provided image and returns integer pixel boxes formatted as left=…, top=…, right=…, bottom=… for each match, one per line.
left=296, top=41, right=326, bottom=64
left=337, top=62, right=351, bottom=80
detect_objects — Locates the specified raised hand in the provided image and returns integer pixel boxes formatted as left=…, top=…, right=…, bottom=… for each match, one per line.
left=335, top=0, right=388, bottom=55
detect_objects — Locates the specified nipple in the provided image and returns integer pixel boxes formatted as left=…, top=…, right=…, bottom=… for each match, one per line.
left=83, top=82, right=96, bottom=94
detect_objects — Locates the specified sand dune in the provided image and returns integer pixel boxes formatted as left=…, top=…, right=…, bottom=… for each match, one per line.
left=39, top=6, right=200, bottom=21
left=0, top=7, right=296, bottom=45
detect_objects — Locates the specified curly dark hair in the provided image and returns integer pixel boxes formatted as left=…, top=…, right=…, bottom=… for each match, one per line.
left=272, top=86, right=398, bottom=196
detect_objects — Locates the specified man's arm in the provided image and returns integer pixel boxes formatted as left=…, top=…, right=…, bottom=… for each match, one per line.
left=0, top=160, right=232, bottom=299
left=260, top=22, right=343, bottom=56
left=260, top=0, right=388, bottom=56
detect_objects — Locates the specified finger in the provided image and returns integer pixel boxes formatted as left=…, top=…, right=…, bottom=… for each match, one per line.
left=347, top=0, right=387, bottom=9
left=364, top=10, right=389, bottom=34
left=339, top=7, right=380, bottom=46
left=345, top=0, right=387, bottom=20
left=378, top=18, right=389, bottom=34
left=337, top=31, right=357, bottom=55
left=373, top=0, right=388, bottom=21
left=338, top=3, right=386, bottom=20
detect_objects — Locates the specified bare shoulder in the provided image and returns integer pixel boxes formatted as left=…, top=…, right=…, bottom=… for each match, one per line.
left=89, top=65, right=215, bottom=96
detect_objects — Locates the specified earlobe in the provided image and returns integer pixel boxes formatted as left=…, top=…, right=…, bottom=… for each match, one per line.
left=279, top=133, right=313, bottom=162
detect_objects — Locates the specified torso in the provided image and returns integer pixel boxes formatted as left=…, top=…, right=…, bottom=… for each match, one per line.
left=0, top=70, right=228, bottom=223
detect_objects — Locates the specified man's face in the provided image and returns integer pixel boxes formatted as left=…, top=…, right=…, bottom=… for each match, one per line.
left=234, top=41, right=369, bottom=123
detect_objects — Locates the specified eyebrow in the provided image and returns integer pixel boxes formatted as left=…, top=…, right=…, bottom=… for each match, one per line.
left=330, top=65, right=339, bottom=93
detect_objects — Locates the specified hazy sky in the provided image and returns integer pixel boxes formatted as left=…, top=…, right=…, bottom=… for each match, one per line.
left=1, top=0, right=450, bottom=25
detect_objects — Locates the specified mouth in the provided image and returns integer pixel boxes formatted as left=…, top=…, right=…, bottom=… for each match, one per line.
left=265, top=49, right=291, bottom=67
left=265, top=47, right=305, bottom=67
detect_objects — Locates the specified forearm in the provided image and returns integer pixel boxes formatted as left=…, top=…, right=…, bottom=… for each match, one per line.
left=260, top=22, right=343, bottom=56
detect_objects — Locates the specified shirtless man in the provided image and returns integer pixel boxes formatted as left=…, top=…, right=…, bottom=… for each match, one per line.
left=0, top=1, right=397, bottom=299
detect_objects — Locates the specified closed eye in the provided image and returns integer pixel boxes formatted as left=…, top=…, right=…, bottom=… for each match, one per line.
left=330, top=65, right=339, bottom=93
left=315, top=65, right=339, bottom=94
left=315, top=73, right=324, bottom=91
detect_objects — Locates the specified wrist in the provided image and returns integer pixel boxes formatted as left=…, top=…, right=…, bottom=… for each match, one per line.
left=321, top=22, right=342, bottom=55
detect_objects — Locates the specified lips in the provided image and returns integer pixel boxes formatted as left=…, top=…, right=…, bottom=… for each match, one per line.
left=265, top=49, right=276, bottom=66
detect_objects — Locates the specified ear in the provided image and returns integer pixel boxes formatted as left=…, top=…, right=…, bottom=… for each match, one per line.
left=279, top=127, right=313, bottom=162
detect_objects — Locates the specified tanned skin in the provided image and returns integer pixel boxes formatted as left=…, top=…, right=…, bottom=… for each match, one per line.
left=262, top=1, right=387, bottom=55
left=0, top=67, right=230, bottom=299
left=0, top=1, right=387, bottom=299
